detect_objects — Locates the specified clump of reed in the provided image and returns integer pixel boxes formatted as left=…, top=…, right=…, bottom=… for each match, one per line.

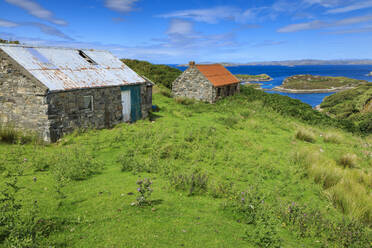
left=295, top=129, right=316, bottom=143
left=338, top=153, right=358, bottom=168
left=323, top=132, right=343, bottom=144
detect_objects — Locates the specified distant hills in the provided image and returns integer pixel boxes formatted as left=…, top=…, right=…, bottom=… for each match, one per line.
left=178, top=59, right=372, bottom=67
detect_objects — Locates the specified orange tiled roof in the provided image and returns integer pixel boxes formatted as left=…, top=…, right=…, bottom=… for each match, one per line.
left=196, top=64, right=240, bottom=87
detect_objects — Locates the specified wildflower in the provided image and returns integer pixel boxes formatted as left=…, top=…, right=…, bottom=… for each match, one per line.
left=137, top=188, right=141, bottom=192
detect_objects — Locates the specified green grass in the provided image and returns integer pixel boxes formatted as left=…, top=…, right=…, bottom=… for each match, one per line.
left=1, top=86, right=371, bottom=247
left=121, top=59, right=182, bottom=89
left=281, top=75, right=367, bottom=90
left=320, top=83, right=372, bottom=134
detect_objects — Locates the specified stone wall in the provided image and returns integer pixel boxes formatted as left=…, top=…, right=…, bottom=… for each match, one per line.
left=140, top=83, right=153, bottom=118
left=212, top=83, right=240, bottom=102
left=0, top=49, right=51, bottom=141
left=47, top=87, right=123, bottom=142
left=172, top=66, right=214, bottom=103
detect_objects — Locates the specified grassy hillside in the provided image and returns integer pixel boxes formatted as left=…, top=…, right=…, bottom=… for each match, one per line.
left=121, top=59, right=182, bottom=89
left=320, top=83, right=372, bottom=134
left=1, top=86, right=371, bottom=247
left=279, top=75, right=367, bottom=91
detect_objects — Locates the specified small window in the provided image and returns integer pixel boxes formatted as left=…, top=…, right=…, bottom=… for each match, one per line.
left=83, top=96, right=93, bottom=111
left=78, top=50, right=98, bottom=65
left=217, top=88, right=221, bottom=97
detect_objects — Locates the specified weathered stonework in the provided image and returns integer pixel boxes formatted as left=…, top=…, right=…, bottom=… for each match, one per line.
left=0, top=49, right=51, bottom=141
left=140, top=83, right=153, bottom=118
left=0, top=50, right=153, bottom=143
left=172, top=65, right=240, bottom=103
left=172, top=66, right=214, bottom=103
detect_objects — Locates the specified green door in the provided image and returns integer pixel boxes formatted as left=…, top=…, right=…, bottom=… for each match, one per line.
left=120, top=85, right=142, bottom=122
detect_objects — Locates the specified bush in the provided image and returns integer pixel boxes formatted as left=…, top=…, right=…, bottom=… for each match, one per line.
left=295, top=129, right=316, bottom=143
left=338, top=154, right=358, bottom=168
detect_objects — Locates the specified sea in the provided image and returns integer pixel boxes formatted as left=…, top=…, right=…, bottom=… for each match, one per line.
left=174, top=65, right=372, bottom=108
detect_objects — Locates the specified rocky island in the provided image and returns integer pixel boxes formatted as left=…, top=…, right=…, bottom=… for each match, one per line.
left=236, top=74, right=273, bottom=82
left=368, top=72, right=372, bottom=76
left=273, top=74, right=367, bottom=93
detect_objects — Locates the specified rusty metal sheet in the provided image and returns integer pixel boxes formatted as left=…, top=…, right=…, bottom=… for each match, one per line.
left=0, top=44, right=145, bottom=92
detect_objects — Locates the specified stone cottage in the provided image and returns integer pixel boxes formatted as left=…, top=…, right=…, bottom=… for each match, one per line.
left=0, top=44, right=152, bottom=142
left=172, top=62, right=240, bottom=103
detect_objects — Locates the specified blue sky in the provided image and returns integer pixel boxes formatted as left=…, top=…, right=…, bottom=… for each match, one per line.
left=0, top=0, right=371, bottom=63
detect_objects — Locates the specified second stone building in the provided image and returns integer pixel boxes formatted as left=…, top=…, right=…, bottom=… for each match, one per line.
left=172, top=62, right=241, bottom=103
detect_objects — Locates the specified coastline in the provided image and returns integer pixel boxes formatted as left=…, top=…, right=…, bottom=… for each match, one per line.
left=271, top=86, right=357, bottom=94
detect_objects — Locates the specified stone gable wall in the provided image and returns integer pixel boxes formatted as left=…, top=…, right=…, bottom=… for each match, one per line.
left=47, top=87, right=123, bottom=142
left=172, top=67, right=214, bottom=103
left=0, top=49, right=51, bottom=141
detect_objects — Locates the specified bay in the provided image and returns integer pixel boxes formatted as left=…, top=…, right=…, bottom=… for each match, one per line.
left=174, top=65, right=372, bottom=107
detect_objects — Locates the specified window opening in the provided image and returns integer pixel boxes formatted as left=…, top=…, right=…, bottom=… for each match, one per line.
left=78, top=50, right=98, bottom=65
left=83, top=96, right=94, bottom=111
left=217, top=87, right=221, bottom=97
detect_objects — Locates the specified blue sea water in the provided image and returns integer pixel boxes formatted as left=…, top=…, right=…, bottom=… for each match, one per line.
left=174, top=65, right=372, bottom=107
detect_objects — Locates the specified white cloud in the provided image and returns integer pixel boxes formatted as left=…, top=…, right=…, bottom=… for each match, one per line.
left=0, top=19, right=19, bottom=28
left=4, top=0, right=67, bottom=25
left=167, top=19, right=193, bottom=35
left=327, top=1, right=372, bottom=14
left=158, top=6, right=243, bottom=24
left=278, top=15, right=372, bottom=32
left=105, top=0, right=139, bottom=13
left=278, top=20, right=326, bottom=32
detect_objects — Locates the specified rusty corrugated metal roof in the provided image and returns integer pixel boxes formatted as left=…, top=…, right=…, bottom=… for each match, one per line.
left=196, top=64, right=240, bottom=87
left=0, top=44, right=145, bottom=92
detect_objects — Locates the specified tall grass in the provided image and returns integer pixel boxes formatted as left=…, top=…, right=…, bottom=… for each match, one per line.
left=338, top=153, right=358, bottom=168
left=293, top=150, right=372, bottom=224
left=0, top=124, right=41, bottom=145
left=295, top=129, right=316, bottom=143
left=323, top=132, right=343, bottom=144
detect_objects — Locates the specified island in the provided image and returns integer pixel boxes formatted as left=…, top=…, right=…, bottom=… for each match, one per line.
left=368, top=72, right=372, bottom=76
left=236, top=74, right=273, bottom=82
left=272, top=75, right=368, bottom=93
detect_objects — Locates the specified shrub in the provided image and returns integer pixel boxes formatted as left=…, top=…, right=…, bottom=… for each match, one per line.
left=170, top=169, right=208, bottom=196
left=295, top=129, right=316, bottom=143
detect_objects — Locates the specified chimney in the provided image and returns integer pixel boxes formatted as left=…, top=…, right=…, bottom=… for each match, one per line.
left=189, top=61, right=196, bottom=67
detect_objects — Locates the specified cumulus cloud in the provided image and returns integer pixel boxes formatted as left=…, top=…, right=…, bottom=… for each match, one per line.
left=4, top=0, right=67, bottom=25
left=105, top=0, right=140, bottom=13
left=0, top=19, right=19, bottom=28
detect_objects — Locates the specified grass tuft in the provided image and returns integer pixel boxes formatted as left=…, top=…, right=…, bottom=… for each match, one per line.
left=174, top=97, right=196, bottom=105
left=323, top=132, right=343, bottom=144
left=295, top=129, right=316, bottom=143
left=338, top=153, right=358, bottom=168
